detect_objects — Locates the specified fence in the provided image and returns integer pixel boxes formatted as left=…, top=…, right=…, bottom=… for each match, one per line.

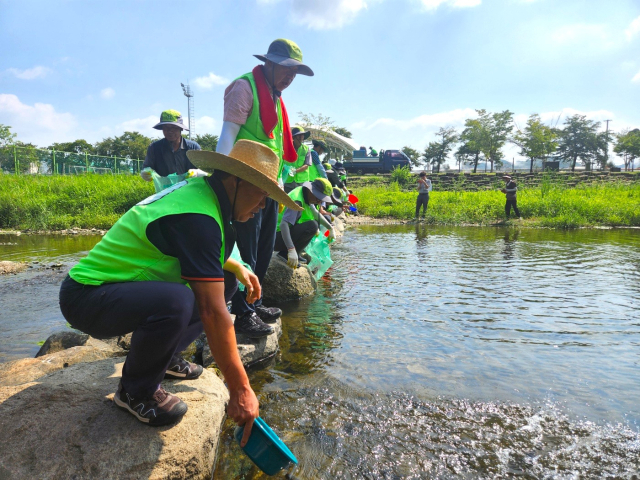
left=0, top=145, right=144, bottom=175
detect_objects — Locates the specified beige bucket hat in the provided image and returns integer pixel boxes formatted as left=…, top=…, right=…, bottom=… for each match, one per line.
left=187, top=140, right=302, bottom=211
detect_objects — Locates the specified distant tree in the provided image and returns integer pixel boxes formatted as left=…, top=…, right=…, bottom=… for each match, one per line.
left=333, top=126, right=352, bottom=138
left=401, top=146, right=422, bottom=167
left=423, top=127, right=458, bottom=173
left=194, top=133, right=218, bottom=151
left=0, top=124, right=17, bottom=147
left=512, top=114, right=558, bottom=173
left=48, top=139, right=95, bottom=155
left=94, top=131, right=152, bottom=170
left=614, top=128, right=640, bottom=171
left=556, top=115, right=600, bottom=171
left=476, top=109, right=514, bottom=173
left=457, top=118, right=485, bottom=173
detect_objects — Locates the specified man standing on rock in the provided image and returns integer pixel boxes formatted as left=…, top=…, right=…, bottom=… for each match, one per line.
left=59, top=140, right=301, bottom=439
left=216, top=38, right=314, bottom=338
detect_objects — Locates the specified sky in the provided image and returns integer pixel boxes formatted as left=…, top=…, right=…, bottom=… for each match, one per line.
left=1, top=0, right=639, bottom=166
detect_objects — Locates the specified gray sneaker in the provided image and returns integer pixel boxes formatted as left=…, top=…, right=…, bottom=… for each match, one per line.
left=114, top=383, right=187, bottom=426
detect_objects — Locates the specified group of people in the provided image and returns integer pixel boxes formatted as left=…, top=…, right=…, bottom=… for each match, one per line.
left=58, top=39, right=349, bottom=444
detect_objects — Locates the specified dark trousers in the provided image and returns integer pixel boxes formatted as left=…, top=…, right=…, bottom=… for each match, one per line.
left=505, top=198, right=520, bottom=217
left=59, top=275, right=236, bottom=398
left=415, top=193, right=429, bottom=217
left=230, top=197, right=278, bottom=316
left=274, top=220, right=318, bottom=256
left=284, top=181, right=301, bottom=193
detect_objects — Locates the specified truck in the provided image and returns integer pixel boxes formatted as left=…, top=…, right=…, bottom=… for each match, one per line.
left=343, top=149, right=411, bottom=174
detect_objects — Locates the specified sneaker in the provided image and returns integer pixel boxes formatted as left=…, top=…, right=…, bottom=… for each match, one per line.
left=234, top=312, right=274, bottom=338
left=113, top=383, right=187, bottom=426
left=254, top=305, right=281, bottom=324
left=164, top=355, right=203, bottom=380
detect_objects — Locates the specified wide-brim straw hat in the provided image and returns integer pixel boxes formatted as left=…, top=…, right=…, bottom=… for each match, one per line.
left=187, top=140, right=302, bottom=212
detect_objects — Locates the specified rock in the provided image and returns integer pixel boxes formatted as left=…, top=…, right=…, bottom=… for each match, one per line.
left=0, top=358, right=229, bottom=480
left=36, top=331, right=90, bottom=357
left=202, top=317, right=282, bottom=368
left=0, top=261, right=27, bottom=275
left=0, top=338, right=121, bottom=387
left=262, top=253, right=317, bottom=303
left=100, top=333, right=133, bottom=352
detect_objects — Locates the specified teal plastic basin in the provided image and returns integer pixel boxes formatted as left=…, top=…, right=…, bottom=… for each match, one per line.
left=234, top=417, right=298, bottom=476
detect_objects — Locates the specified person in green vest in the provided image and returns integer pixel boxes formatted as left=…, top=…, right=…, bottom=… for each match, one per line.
left=284, top=125, right=312, bottom=193
left=216, top=39, right=313, bottom=336
left=369, top=146, right=378, bottom=157
left=274, top=178, right=336, bottom=268
left=308, top=139, right=328, bottom=182
left=59, top=140, right=302, bottom=440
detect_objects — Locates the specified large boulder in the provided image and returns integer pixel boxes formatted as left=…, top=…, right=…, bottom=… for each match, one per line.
left=36, top=331, right=90, bottom=357
left=0, top=358, right=229, bottom=480
left=0, top=338, right=122, bottom=387
left=202, top=317, right=283, bottom=368
left=262, top=253, right=317, bottom=303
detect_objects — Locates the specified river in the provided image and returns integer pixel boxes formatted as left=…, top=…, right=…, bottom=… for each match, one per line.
left=1, top=226, right=639, bottom=478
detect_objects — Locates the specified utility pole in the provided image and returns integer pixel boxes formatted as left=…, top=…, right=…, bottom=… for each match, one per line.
left=181, top=82, right=194, bottom=139
left=604, top=119, right=612, bottom=171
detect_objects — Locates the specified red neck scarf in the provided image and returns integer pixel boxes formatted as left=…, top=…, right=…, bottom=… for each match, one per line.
left=252, top=65, right=296, bottom=163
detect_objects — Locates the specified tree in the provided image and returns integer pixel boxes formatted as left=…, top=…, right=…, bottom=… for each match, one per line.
left=194, top=133, right=218, bottom=151
left=512, top=114, right=558, bottom=173
left=476, top=109, right=514, bottom=173
left=402, top=146, right=422, bottom=167
left=457, top=118, right=485, bottom=173
left=423, top=127, right=458, bottom=173
left=614, top=128, right=640, bottom=171
left=556, top=115, right=600, bottom=171
left=94, top=131, right=153, bottom=170
left=333, top=127, right=352, bottom=139
left=48, top=139, right=95, bottom=155
left=0, top=124, right=17, bottom=147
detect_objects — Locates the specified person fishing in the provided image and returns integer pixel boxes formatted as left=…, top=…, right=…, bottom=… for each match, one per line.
left=59, top=140, right=302, bottom=445
left=501, top=175, right=521, bottom=218
left=274, top=178, right=336, bottom=268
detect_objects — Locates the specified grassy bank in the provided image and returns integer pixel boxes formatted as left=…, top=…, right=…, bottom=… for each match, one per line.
left=357, top=181, right=640, bottom=228
left=0, top=175, right=153, bottom=230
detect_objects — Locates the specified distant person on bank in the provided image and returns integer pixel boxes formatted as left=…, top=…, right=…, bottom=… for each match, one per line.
left=284, top=126, right=313, bottom=193
left=140, top=110, right=206, bottom=180
left=275, top=178, right=336, bottom=268
left=501, top=175, right=521, bottom=218
left=59, top=140, right=302, bottom=438
left=415, top=171, right=431, bottom=220
left=216, top=38, right=313, bottom=338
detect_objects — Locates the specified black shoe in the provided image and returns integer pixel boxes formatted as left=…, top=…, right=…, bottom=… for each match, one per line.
left=254, top=305, right=281, bottom=324
left=113, top=382, right=187, bottom=426
left=234, top=312, right=274, bottom=338
left=164, top=355, right=203, bottom=380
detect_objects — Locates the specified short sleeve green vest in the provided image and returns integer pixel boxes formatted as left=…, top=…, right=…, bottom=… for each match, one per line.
left=69, top=178, right=225, bottom=286
left=276, top=186, right=316, bottom=232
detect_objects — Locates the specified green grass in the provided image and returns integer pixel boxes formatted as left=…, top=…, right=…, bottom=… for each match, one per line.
left=357, top=181, right=640, bottom=228
left=0, top=174, right=153, bottom=230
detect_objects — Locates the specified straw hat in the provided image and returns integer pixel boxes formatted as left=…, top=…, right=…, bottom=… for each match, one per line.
left=187, top=140, right=302, bottom=211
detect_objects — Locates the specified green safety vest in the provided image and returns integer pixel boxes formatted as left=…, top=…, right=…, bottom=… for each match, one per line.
left=234, top=72, right=285, bottom=182
left=307, top=150, right=323, bottom=182
left=69, top=178, right=225, bottom=286
left=277, top=186, right=316, bottom=232
left=285, top=144, right=310, bottom=184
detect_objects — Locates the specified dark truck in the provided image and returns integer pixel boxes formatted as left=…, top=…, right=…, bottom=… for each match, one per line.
left=344, top=149, right=411, bottom=174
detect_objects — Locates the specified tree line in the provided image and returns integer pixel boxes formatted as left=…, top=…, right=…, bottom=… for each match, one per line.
left=400, top=111, right=640, bottom=173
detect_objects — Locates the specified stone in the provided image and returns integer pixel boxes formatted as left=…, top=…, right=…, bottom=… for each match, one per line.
left=202, top=317, right=282, bottom=368
left=36, top=331, right=90, bottom=357
left=0, top=338, right=121, bottom=387
left=0, top=261, right=27, bottom=275
left=262, top=253, right=317, bottom=303
left=100, top=333, right=133, bottom=352
left=0, top=357, right=229, bottom=480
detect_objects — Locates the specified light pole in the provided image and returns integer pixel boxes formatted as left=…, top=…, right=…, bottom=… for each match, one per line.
left=181, top=83, right=194, bottom=140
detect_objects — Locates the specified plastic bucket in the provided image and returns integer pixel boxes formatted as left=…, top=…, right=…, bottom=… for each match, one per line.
left=234, top=417, right=298, bottom=476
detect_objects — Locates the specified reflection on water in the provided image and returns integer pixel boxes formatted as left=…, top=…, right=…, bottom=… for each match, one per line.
left=215, top=225, right=640, bottom=479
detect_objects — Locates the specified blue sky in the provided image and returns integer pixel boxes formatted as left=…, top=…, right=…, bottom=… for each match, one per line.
left=1, top=0, right=639, bottom=165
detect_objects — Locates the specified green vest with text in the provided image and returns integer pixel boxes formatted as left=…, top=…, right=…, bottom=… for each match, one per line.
left=286, top=144, right=310, bottom=184
left=276, top=186, right=316, bottom=232
left=234, top=72, right=285, bottom=182
left=69, top=178, right=225, bottom=286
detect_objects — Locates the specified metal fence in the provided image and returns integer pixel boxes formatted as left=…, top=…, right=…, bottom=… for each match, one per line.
left=0, top=145, right=144, bottom=175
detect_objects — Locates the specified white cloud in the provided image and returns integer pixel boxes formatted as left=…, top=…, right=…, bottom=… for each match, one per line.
left=291, top=0, right=369, bottom=30
left=632, top=70, right=640, bottom=83
left=0, top=94, right=76, bottom=146
left=419, top=0, right=481, bottom=11
left=193, top=72, right=229, bottom=89
left=100, top=87, right=115, bottom=99
left=6, top=66, right=52, bottom=80
left=357, top=108, right=478, bottom=131
left=625, top=15, right=640, bottom=41
left=551, top=24, right=614, bottom=49
left=195, top=116, right=218, bottom=134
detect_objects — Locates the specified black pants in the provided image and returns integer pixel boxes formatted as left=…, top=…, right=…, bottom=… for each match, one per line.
left=505, top=198, right=520, bottom=217
left=415, top=193, right=429, bottom=217
left=230, top=197, right=278, bottom=317
left=59, top=275, right=237, bottom=398
left=274, top=220, right=318, bottom=256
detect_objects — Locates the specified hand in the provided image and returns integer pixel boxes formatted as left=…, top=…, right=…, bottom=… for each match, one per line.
left=287, top=248, right=298, bottom=269
left=187, top=168, right=209, bottom=178
left=234, top=265, right=261, bottom=304
left=227, top=384, right=260, bottom=447
left=140, top=168, right=153, bottom=182
left=327, top=228, right=336, bottom=241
